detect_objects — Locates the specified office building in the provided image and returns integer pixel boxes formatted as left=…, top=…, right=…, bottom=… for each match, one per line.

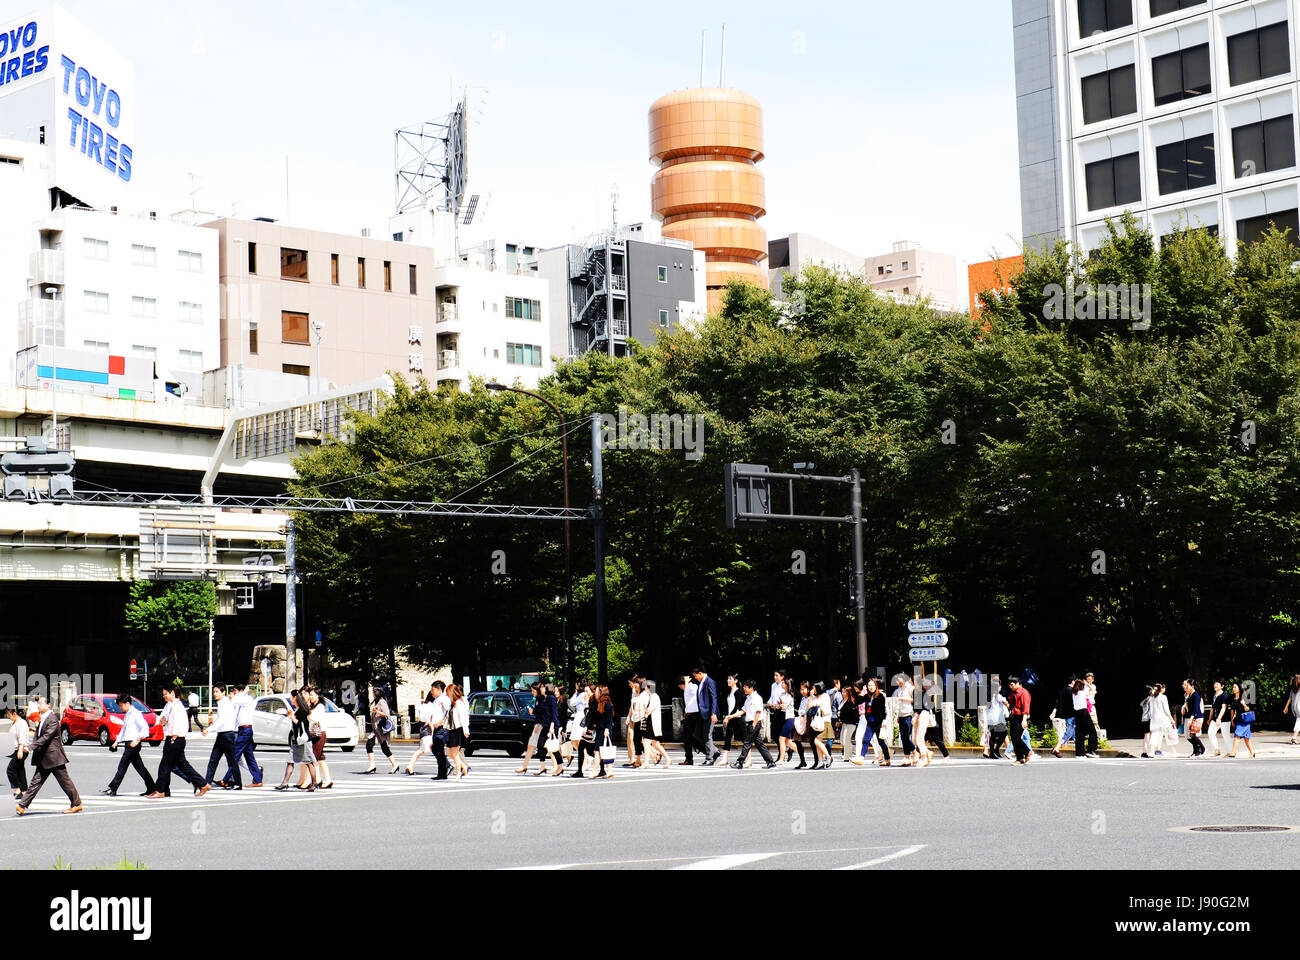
left=768, top=232, right=869, bottom=299
left=968, top=255, right=1026, bottom=315
left=649, top=87, right=768, bottom=310
left=1014, top=0, right=1300, bottom=255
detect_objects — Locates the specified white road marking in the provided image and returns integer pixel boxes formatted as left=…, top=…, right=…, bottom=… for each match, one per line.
left=834, top=844, right=927, bottom=870
left=672, top=852, right=781, bottom=870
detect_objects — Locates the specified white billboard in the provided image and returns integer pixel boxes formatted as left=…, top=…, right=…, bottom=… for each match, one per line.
left=0, top=5, right=135, bottom=208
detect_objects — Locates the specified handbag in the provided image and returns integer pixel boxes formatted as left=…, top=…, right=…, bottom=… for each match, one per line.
left=544, top=726, right=560, bottom=753
left=598, top=731, right=617, bottom=763
left=1188, top=716, right=1202, bottom=735
left=811, top=714, right=826, bottom=734
left=379, top=715, right=394, bottom=736
left=1241, top=710, right=1256, bottom=724
left=794, top=716, right=807, bottom=736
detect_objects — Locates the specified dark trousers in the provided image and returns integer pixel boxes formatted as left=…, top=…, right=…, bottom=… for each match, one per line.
left=6, top=753, right=28, bottom=793
left=225, top=726, right=262, bottom=785
left=1075, top=709, right=1098, bottom=756
left=156, top=738, right=205, bottom=795
left=723, top=717, right=746, bottom=750
left=695, top=715, right=719, bottom=761
left=923, top=720, right=949, bottom=757
left=631, top=723, right=645, bottom=758
left=577, top=738, right=610, bottom=775
left=736, top=721, right=774, bottom=766
left=204, top=731, right=240, bottom=786
left=681, top=713, right=699, bottom=762
left=19, top=763, right=80, bottom=808
left=431, top=731, right=449, bottom=779
left=898, top=715, right=916, bottom=755
left=1009, top=717, right=1031, bottom=761
left=988, top=725, right=1008, bottom=758
left=108, top=743, right=155, bottom=793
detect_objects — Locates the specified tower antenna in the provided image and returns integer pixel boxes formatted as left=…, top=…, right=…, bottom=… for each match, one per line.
left=719, top=23, right=726, bottom=86
left=699, top=30, right=706, bottom=88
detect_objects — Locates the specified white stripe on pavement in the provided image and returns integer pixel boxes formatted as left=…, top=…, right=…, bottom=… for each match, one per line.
left=672, top=852, right=781, bottom=870
left=834, top=844, right=926, bottom=870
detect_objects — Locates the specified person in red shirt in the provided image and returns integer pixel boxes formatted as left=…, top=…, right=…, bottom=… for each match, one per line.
left=1007, top=676, right=1032, bottom=764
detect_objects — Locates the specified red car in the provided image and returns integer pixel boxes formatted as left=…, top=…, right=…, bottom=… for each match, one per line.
left=60, top=694, right=164, bottom=748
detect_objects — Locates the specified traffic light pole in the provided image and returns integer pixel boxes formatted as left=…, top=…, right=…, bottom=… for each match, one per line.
left=285, top=518, right=297, bottom=691
left=591, top=415, right=607, bottom=685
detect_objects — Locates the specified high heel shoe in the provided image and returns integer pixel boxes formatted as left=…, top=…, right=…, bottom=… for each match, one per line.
left=362, top=767, right=376, bottom=775
left=388, top=764, right=399, bottom=774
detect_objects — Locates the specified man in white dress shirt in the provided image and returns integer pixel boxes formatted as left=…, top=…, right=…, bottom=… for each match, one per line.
left=220, top=682, right=263, bottom=788
left=428, top=681, right=451, bottom=781
left=203, top=684, right=242, bottom=790
left=147, top=685, right=210, bottom=799
left=678, top=675, right=699, bottom=765
left=731, top=680, right=777, bottom=769
left=100, top=693, right=156, bottom=797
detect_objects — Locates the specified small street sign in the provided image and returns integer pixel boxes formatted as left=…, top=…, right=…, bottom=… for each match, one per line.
left=129, top=659, right=137, bottom=680
left=909, top=647, right=950, bottom=662
left=908, top=633, right=948, bottom=647
left=908, top=617, right=948, bottom=632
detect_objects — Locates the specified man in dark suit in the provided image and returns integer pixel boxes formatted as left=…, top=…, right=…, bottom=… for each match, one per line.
left=692, top=667, right=721, bottom=765
left=16, top=694, right=82, bottom=815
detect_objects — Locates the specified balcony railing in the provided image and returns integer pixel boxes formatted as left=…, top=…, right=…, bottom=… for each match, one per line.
left=439, top=302, right=459, bottom=323
left=18, top=299, right=65, bottom=347
left=439, top=350, right=460, bottom=369
left=29, top=250, right=65, bottom=286
left=610, top=274, right=627, bottom=293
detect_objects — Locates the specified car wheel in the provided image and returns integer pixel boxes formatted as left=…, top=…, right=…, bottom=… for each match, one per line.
left=463, top=745, right=475, bottom=757
left=506, top=743, right=524, bottom=758
left=98, top=727, right=111, bottom=747
left=60, top=726, right=72, bottom=746
left=341, top=745, right=355, bottom=753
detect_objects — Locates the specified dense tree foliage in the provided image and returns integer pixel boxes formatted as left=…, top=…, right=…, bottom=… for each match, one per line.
left=291, top=217, right=1300, bottom=717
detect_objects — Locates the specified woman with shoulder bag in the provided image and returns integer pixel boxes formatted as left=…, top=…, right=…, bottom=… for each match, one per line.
left=307, top=687, right=334, bottom=788
left=1181, top=679, right=1205, bottom=758
left=275, top=688, right=319, bottom=791
left=364, top=683, right=398, bottom=774
left=642, top=680, right=670, bottom=767
left=406, top=688, right=437, bottom=775
left=566, top=681, right=591, bottom=769
left=446, top=684, right=471, bottom=779
left=720, top=674, right=747, bottom=768
left=1226, top=682, right=1256, bottom=758
left=838, top=684, right=858, bottom=762
left=533, top=683, right=564, bottom=777
left=623, top=676, right=648, bottom=768
left=776, top=680, right=798, bottom=766
left=807, top=682, right=833, bottom=770
left=1149, top=683, right=1177, bottom=758
left=1283, top=674, right=1300, bottom=745
left=573, top=684, right=616, bottom=779
left=1139, top=686, right=1155, bottom=757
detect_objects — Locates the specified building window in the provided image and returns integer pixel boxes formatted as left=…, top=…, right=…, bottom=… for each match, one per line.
left=409, top=263, right=418, bottom=295
left=1080, top=65, right=1137, bottom=124
left=657, top=265, right=668, bottom=282
left=178, top=301, right=203, bottom=323
left=1149, top=0, right=1203, bottom=16
left=903, top=287, right=910, bottom=295
left=1237, top=209, right=1300, bottom=245
left=1232, top=115, right=1296, bottom=178
left=248, top=321, right=259, bottom=355
left=178, top=350, right=203, bottom=370
left=1156, top=133, right=1216, bottom=194
left=1152, top=44, right=1211, bottom=106
left=83, top=340, right=109, bottom=353
left=131, top=345, right=156, bottom=360
left=1227, top=23, right=1291, bottom=87
left=247, top=241, right=257, bottom=274
left=282, top=310, right=310, bottom=344
left=1078, top=0, right=1132, bottom=38
left=902, top=260, right=910, bottom=270
left=505, top=297, right=541, bottom=320
left=383, top=260, right=393, bottom=292
left=357, top=257, right=366, bottom=288
left=506, top=342, right=543, bottom=367
left=282, top=363, right=310, bottom=377
left=130, top=243, right=155, bottom=267
left=876, top=266, right=884, bottom=276
left=658, top=309, right=669, bottom=327
left=280, top=247, right=308, bottom=281
left=178, top=250, right=203, bottom=272
left=83, top=290, right=109, bottom=313
left=129, top=296, right=156, bottom=318
left=1084, top=152, right=1142, bottom=210
left=83, top=237, right=109, bottom=260
left=330, top=253, right=339, bottom=285
left=1160, top=223, right=1219, bottom=246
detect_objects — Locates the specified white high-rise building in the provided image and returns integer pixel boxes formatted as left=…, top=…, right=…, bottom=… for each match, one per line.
left=1014, top=0, right=1300, bottom=254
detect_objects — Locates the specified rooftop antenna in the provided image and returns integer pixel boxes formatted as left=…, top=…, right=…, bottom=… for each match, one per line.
left=186, top=171, right=201, bottom=211
left=699, top=30, right=706, bottom=88
left=719, top=23, right=727, bottom=87
left=611, top=183, right=619, bottom=235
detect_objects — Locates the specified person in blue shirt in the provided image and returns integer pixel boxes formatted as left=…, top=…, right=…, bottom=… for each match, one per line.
left=1180, top=679, right=1205, bottom=757
left=100, top=694, right=156, bottom=797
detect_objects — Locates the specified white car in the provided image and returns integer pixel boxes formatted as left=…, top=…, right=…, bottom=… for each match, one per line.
left=251, top=694, right=358, bottom=752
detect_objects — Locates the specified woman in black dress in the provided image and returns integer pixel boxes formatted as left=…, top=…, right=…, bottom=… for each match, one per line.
left=573, top=684, right=616, bottom=779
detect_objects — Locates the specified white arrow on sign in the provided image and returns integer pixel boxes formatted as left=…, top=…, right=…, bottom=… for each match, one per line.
left=907, top=618, right=949, bottom=632
left=909, top=647, right=950, bottom=662
left=908, top=633, right=948, bottom=647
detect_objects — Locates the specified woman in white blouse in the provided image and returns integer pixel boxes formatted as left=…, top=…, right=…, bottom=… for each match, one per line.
left=446, top=683, right=471, bottom=779
left=623, top=677, right=649, bottom=768
left=1150, top=682, right=1178, bottom=757
left=5, top=707, right=30, bottom=797
left=641, top=679, right=670, bottom=767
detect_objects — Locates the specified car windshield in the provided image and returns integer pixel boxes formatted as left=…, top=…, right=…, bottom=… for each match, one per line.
left=516, top=694, right=536, bottom=709
left=102, top=698, right=151, bottom=715
left=320, top=698, right=341, bottom=713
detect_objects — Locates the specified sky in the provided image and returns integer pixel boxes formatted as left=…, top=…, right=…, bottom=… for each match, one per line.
left=47, top=0, right=1024, bottom=267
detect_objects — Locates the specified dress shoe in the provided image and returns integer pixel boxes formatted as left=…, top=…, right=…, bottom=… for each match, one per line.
left=764, top=761, right=777, bottom=769
left=677, top=760, right=693, bottom=765
left=194, top=784, right=211, bottom=797
left=62, top=805, right=83, bottom=814
left=138, top=791, right=153, bottom=796
left=14, top=805, right=26, bottom=816
left=99, top=788, right=117, bottom=796
left=702, top=758, right=716, bottom=766
left=145, top=792, right=167, bottom=799
left=222, top=783, right=242, bottom=790
left=246, top=782, right=263, bottom=788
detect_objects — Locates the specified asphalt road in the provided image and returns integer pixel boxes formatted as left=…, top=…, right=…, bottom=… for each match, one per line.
left=3, top=741, right=1299, bottom=870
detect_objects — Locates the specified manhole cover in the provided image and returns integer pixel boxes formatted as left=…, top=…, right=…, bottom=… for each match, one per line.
left=1184, top=825, right=1292, bottom=834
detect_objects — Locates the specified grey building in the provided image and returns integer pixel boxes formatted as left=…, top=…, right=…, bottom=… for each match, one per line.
left=538, top=227, right=707, bottom=361
left=1013, top=0, right=1300, bottom=256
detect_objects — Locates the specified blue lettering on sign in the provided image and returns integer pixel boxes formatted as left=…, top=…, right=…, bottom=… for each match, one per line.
left=54, top=52, right=134, bottom=183
left=0, top=21, right=47, bottom=88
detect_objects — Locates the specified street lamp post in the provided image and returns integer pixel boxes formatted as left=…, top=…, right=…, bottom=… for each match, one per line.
left=485, top=383, right=573, bottom=688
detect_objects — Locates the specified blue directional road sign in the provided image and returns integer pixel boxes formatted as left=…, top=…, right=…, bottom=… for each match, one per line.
left=908, top=633, right=948, bottom=647
left=908, top=617, right=949, bottom=633
left=909, top=647, right=950, bottom=663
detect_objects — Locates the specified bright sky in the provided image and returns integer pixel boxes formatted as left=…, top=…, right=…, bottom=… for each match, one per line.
left=54, top=0, right=1023, bottom=267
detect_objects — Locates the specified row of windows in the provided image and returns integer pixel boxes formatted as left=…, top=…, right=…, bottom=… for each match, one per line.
left=78, top=341, right=205, bottom=370
left=80, top=238, right=205, bottom=271
left=1084, top=113, right=1296, bottom=210
left=505, top=342, right=543, bottom=367
left=1081, top=23, right=1292, bottom=124
left=80, top=291, right=204, bottom=321
left=504, top=296, right=541, bottom=320
left=1093, top=211, right=1297, bottom=252
left=1079, top=1, right=1245, bottom=39
left=248, top=243, right=418, bottom=294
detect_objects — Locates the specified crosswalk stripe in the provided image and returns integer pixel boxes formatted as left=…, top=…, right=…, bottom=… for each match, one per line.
left=834, top=844, right=926, bottom=870
left=672, top=853, right=781, bottom=870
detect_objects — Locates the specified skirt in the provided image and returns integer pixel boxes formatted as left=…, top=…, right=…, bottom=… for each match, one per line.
left=291, top=738, right=314, bottom=764
left=1234, top=723, right=1252, bottom=739
left=448, top=729, right=464, bottom=748
left=311, top=734, right=326, bottom=762
left=780, top=718, right=797, bottom=739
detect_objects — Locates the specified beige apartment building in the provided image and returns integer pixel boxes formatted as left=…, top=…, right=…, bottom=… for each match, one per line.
left=863, top=241, right=966, bottom=313
left=208, top=218, right=439, bottom=401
